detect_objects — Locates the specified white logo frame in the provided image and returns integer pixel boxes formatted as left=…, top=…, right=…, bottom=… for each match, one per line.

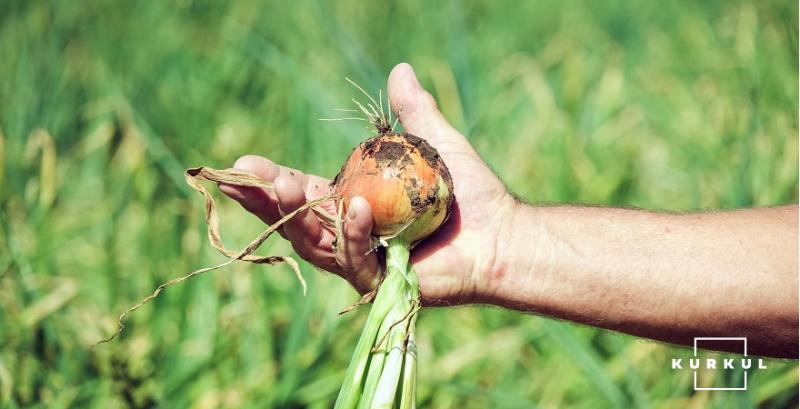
left=692, top=337, right=748, bottom=391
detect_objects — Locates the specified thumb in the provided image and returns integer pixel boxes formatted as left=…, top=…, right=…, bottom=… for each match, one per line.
left=387, top=63, right=473, bottom=153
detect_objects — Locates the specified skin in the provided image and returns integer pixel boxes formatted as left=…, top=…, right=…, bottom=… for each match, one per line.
left=220, top=63, right=798, bottom=359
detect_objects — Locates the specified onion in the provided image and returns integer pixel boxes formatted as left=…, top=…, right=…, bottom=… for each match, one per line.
left=333, top=130, right=453, bottom=409
left=333, top=131, right=453, bottom=244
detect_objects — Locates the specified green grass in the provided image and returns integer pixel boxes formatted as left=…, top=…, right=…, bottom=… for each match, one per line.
left=0, top=0, right=797, bottom=407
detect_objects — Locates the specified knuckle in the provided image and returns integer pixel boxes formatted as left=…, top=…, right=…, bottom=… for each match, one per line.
left=291, top=244, right=312, bottom=261
left=334, top=250, right=360, bottom=273
left=288, top=231, right=325, bottom=262
left=291, top=240, right=318, bottom=263
left=422, top=90, right=439, bottom=110
left=343, top=224, right=361, bottom=241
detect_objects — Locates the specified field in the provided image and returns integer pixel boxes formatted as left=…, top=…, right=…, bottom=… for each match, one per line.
left=0, top=0, right=797, bottom=408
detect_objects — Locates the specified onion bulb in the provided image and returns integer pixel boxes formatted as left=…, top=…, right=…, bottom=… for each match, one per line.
left=333, top=132, right=454, bottom=244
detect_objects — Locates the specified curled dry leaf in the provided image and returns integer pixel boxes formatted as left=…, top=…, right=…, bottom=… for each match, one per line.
left=93, top=166, right=338, bottom=346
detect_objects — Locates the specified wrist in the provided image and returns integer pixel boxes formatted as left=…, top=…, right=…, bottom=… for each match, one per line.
left=476, top=200, right=547, bottom=309
left=470, top=195, right=534, bottom=305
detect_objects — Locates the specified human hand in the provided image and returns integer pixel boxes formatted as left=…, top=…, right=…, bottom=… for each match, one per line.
left=220, top=63, right=517, bottom=305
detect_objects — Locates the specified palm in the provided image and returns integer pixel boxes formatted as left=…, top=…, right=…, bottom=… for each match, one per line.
left=404, top=143, right=511, bottom=304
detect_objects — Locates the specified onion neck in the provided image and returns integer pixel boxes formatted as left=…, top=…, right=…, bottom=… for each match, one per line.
left=385, top=237, right=411, bottom=281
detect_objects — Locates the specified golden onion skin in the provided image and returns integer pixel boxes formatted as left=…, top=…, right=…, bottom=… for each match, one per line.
left=333, top=132, right=453, bottom=244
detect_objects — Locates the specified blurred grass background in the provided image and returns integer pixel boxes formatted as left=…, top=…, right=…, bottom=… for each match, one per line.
left=0, top=0, right=797, bottom=408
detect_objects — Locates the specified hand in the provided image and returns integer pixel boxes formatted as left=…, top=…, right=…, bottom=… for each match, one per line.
left=220, top=63, right=517, bottom=305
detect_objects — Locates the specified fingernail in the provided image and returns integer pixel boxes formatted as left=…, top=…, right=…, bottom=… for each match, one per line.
left=347, top=201, right=358, bottom=220
left=232, top=155, right=253, bottom=171
left=219, top=184, right=245, bottom=202
left=273, top=175, right=287, bottom=193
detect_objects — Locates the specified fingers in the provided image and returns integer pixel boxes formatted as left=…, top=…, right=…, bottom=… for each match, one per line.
left=274, top=173, right=330, bottom=262
left=219, top=155, right=282, bottom=224
left=387, top=63, right=473, bottom=153
left=269, top=176, right=379, bottom=292
left=335, top=196, right=380, bottom=293
left=219, top=155, right=378, bottom=293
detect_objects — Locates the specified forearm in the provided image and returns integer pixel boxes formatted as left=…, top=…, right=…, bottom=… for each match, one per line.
left=486, top=204, right=798, bottom=358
